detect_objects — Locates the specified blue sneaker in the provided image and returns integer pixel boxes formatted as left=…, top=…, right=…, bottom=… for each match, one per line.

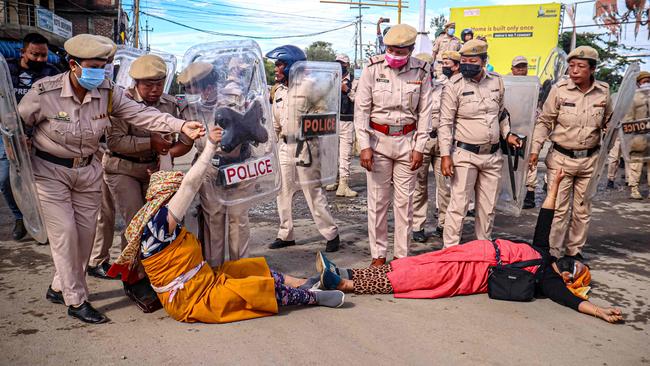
left=316, top=251, right=339, bottom=275
left=320, top=267, right=341, bottom=290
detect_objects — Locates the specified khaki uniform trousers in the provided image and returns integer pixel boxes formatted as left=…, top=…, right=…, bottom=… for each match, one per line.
left=33, top=156, right=103, bottom=306
left=338, top=120, right=355, bottom=180
left=545, top=148, right=598, bottom=258
left=443, top=148, right=503, bottom=247
left=88, top=172, right=115, bottom=267
left=628, top=160, right=649, bottom=188
left=276, top=140, right=338, bottom=241
left=606, top=136, right=631, bottom=182
left=367, top=132, right=417, bottom=259
left=413, top=136, right=450, bottom=231
left=199, top=166, right=250, bottom=268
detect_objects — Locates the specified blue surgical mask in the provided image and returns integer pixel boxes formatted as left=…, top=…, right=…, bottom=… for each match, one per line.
left=447, top=28, right=455, bottom=36
left=74, top=61, right=106, bottom=90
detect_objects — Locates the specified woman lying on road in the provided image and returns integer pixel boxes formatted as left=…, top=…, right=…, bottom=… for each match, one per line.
left=315, top=169, right=623, bottom=324
left=108, top=126, right=345, bottom=324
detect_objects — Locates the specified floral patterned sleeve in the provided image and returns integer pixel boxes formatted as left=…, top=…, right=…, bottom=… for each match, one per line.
left=140, top=205, right=182, bottom=259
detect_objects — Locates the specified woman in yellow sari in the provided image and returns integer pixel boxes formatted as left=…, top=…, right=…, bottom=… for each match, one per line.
left=108, top=127, right=345, bottom=323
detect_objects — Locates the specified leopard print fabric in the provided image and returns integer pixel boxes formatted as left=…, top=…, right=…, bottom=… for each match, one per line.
left=351, top=264, right=393, bottom=295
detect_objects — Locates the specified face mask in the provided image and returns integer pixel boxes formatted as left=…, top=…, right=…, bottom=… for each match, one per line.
left=385, top=53, right=409, bottom=69
left=442, top=67, right=453, bottom=78
left=460, top=63, right=482, bottom=78
left=27, top=59, right=46, bottom=72
left=73, top=61, right=105, bottom=90
left=640, top=83, right=650, bottom=90
left=447, top=28, right=455, bottom=36
left=341, top=65, right=348, bottom=76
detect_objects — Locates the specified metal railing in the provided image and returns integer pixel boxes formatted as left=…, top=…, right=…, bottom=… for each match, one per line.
left=1, top=1, right=46, bottom=28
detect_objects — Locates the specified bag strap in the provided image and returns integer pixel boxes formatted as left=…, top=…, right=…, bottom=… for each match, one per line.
left=492, top=241, right=543, bottom=269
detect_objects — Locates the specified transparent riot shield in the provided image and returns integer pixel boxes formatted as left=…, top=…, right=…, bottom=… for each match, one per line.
left=496, top=76, right=540, bottom=217
left=286, top=61, right=341, bottom=186
left=584, top=62, right=640, bottom=204
left=112, top=46, right=177, bottom=93
left=619, top=87, right=650, bottom=164
left=181, top=40, right=280, bottom=206
left=0, top=55, right=48, bottom=243
left=537, top=47, right=568, bottom=108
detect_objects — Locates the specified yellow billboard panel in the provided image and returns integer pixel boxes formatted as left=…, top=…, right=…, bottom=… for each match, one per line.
left=450, top=3, right=562, bottom=76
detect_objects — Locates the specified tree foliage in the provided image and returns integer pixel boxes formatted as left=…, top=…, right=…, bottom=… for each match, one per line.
left=263, top=59, right=276, bottom=85
left=559, top=32, right=643, bottom=91
left=305, top=41, right=336, bottom=62
left=429, top=15, right=448, bottom=38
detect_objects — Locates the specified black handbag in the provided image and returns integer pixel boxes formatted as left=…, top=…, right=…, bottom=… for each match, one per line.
left=487, top=241, right=543, bottom=302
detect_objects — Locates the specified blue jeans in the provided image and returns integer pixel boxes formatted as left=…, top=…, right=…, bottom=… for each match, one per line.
left=0, top=138, right=23, bottom=220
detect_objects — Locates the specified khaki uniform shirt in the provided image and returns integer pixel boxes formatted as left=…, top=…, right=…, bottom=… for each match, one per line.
left=19, top=72, right=185, bottom=159
left=107, top=88, right=180, bottom=158
left=431, top=34, right=461, bottom=64
left=272, top=84, right=288, bottom=138
left=430, top=75, right=446, bottom=132
left=532, top=78, right=612, bottom=154
left=438, top=71, right=511, bottom=156
left=624, top=88, right=650, bottom=122
left=354, top=55, right=434, bottom=153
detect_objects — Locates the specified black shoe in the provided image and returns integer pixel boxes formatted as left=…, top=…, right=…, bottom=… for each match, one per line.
left=412, top=230, right=426, bottom=243
left=46, top=286, right=65, bottom=305
left=124, top=277, right=162, bottom=313
left=12, top=219, right=27, bottom=241
left=434, top=226, right=444, bottom=237
left=523, top=191, right=536, bottom=209
left=467, top=209, right=475, bottom=217
left=269, top=238, right=296, bottom=249
left=68, top=301, right=109, bottom=324
left=607, top=180, right=615, bottom=189
left=325, top=235, right=340, bottom=252
left=87, top=262, right=113, bottom=279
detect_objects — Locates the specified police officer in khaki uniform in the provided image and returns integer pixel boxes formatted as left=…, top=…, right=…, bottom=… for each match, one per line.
left=355, top=25, right=433, bottom=265
left=412, top=51, right=458, bottom=242
left=88, top=55, right=191, bottom=280
left=178, top=62, right=253, bottom=266
left=326, top=53, right=358, bottom=198
left=266, top=45, right=341, bottom=252
left=529, top=46, right=613, bottom=260
left=431, top=22, right=461, bottom=78
left=18, top=34, right=205, bottom=323
left=439, top=39, right=522, bottom=248
left=626, top=71, right=650, bottom=199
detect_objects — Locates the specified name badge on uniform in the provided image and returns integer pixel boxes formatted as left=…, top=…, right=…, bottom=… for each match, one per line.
left=92, top=113, right=108, bottom=120
left=491, top=89, right=500, bottom=92
left=376, top=78, right=389, bottom=83
left=593, top=102, right=606, bottom=108
left=562, top=102, right=576, bottom=107
left=462, top=91, right=474, bottom=96
left=52, top=111, right=70, bottom=121
left=275, top=98, right=283, bottom=103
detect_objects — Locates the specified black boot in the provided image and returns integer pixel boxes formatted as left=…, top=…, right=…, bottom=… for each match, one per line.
left=68, top=302, right=109, bottom=324
left=325, top=235, right=340, bottom=252
left=523, top=191, right=535, bottom=209
left=269, top=238, right=296, bottom=249
left=606, top=180, right=615, bottom=189
left=412, top=230, right=426, bottom=243
left=46, top=286, right=64, bottom=305
left=124, top=277, right=162, bottom=313
left=87, top=261, right=113, bottom=280
left=12, top=218, right=27, bottom=241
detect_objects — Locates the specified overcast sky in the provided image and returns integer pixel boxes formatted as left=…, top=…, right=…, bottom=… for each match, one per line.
left=123, top=0, right=649, bottom=71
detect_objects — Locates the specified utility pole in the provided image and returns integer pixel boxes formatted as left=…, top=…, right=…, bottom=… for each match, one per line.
left=321, top=0, right=408, bottom=65
left=142, top=18, right=153, bottom=51
left=350, top=0, right=369, bottom=68
left=133, top=0, right=140, bottom=49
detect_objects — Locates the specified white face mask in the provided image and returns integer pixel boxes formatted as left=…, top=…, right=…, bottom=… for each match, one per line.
left=640, top=82, right=650, bottom=90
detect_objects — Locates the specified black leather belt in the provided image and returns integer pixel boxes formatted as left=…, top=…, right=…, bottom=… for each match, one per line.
left=553, top=144, right=599, bottom=159
left=35, top=149, right=93, bottom=169
left=456, top=141, right=500, bottom=155
left=429, top=130, right=438, bottom=139
left=110, top=152, right=157, bottom=164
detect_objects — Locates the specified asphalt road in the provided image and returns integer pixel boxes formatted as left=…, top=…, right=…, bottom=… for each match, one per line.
left=0, top=160, right=648, bottom=365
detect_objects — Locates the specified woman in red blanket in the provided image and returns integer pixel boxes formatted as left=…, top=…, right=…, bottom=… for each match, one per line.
left=316, top=169, right=623, bottom=324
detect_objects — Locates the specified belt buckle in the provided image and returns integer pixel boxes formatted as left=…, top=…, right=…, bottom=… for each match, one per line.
left=478, top=144, right=491, bottom=154
left=574, top=149, right=588, bottom=159
left=388, top=125, right=403, bottom=136
left=72, top=157, right=88, bottom=168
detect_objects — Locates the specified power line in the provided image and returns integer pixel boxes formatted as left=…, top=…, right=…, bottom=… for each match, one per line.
left=140, top=11, right=356, bottom=39
left=185, top=0, right=354, bottom=23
